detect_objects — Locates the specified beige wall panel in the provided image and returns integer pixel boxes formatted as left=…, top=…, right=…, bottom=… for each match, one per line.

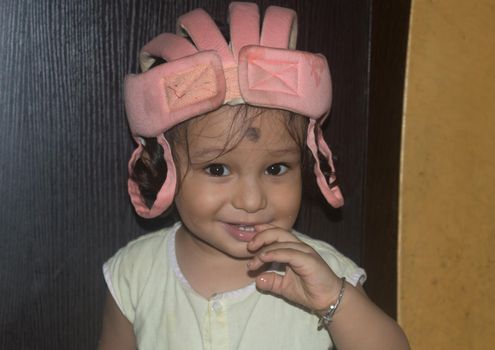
left=399, top=0, right=495, bottom=348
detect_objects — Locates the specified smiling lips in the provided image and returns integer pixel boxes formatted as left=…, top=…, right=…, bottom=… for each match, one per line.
left=224, top=223, right=258, bottom=242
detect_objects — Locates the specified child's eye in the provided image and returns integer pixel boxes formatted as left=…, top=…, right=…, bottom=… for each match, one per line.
left=204, top=164, right=231, bottom=177
left=265, top=163, right=289, bottom=176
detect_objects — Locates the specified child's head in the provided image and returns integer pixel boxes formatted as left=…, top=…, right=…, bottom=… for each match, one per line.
left=132, top=104, right=309, bottom=210
left=124, top=2, right=344, bottom=219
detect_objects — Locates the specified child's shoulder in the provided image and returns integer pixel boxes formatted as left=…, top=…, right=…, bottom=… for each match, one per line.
left=124, top=222, right=177, bottom=250
left=106, top=222, right=179, bottom=269
left=103, top=223, right=180, bottom=296
left=293, top=229, right=367, bottom=287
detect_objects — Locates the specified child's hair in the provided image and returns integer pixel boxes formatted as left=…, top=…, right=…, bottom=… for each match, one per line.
left=131, top=104, right=312, bottom=210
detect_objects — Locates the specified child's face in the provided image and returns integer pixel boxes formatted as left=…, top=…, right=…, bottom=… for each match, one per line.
left=174, top=107, right=304, bottom=259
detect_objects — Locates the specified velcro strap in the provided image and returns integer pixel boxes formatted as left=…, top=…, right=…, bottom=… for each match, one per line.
left=177, top=8, right=235, bottom=67
left=228, top=2, right=260, bottom=61
left=139, top=33, right=198, bottom=71
left=260, top=6, right=297, bottom=49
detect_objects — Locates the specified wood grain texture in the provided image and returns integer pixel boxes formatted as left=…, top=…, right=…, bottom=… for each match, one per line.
left=295, top=0, right=371, bottom=263
left=363, top=0, right=411, bottom=318
left=0, top=0, right=407, bottom=348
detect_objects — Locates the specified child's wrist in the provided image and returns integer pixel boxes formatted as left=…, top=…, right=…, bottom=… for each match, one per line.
left=316, top=277, right=346, bottom=330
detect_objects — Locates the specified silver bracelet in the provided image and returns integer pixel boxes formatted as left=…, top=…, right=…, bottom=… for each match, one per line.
left=317, top=277, right=346, bottom=330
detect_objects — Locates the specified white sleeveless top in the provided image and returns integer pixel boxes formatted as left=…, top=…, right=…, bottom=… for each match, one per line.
left=103, top=222, right=366, bottom=350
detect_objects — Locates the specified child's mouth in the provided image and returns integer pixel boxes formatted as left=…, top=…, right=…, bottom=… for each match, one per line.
left=224, top=223, right=257, bottom=242
left=237, top=224, right=255, bottom=232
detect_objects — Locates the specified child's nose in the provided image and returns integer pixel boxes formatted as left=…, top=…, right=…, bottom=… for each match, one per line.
left=231, top=177, right=267, bottom=213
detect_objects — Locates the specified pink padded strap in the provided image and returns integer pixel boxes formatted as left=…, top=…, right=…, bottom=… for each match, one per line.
left=307, top=120, right=344, bottom=208
left=178, top=9, right=235, bottom=67
left=125, top=51, right=226, bottom=137
left=228, top=2, right=260, bottom=61
left=260, top=6, right=298, bottom=49
left=238, top=46, right=332, bottom=119
left=127, top=135, right=177, bottom=218
left=139, top=33, right=198, bottom=71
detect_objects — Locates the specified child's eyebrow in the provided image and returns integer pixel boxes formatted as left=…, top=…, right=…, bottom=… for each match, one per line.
left=190, top=147, right=226, bottom=160
left=266, top=147, right=301, bottom=156
left=190, top=146, right=300, bottom=160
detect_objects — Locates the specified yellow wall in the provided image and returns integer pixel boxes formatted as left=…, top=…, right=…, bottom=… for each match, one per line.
left=399, top=0, right=495, bottom=348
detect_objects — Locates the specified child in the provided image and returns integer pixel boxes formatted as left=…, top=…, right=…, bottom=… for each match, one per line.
left=98, top=3, right=409, bottom=349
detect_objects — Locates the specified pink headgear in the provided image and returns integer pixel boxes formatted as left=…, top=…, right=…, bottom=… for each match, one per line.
left=125, top=2, right=344, bottom=218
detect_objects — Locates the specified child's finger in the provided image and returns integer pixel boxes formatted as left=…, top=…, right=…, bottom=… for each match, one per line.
left=254, top=223, right=280, bottom=232
left=248, top=245, right=314, bottom=272
left=248, top=225, right=299, bottom=252
left=255, top=272, right=285, bottom=295
left=247, top=242, right=313, bottom=269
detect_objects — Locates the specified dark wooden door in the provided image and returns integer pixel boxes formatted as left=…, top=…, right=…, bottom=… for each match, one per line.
left=0, top=0, right=409, bottom=348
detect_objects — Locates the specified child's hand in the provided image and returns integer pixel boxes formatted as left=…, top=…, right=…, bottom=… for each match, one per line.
left=246, top=224, right=342, bottom=313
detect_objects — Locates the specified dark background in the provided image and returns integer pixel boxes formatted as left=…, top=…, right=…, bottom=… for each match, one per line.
left=0, top=0, right=410, bottom=348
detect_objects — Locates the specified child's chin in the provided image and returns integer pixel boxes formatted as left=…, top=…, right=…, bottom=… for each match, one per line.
left=224, top=247, right=255, bottom=260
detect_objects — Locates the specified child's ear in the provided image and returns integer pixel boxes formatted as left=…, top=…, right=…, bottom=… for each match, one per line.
left=138, top=136, right=147, bottom=146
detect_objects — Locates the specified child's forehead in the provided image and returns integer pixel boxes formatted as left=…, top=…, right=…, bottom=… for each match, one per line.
left=187, top=106, right=298, bottom=142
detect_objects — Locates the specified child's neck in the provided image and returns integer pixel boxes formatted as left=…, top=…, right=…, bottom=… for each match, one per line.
left=175, top=226, right=256, bottom=299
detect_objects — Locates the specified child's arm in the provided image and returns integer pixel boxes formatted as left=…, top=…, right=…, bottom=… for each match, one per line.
left=97, top=291, right=137, bottom=350
left=325, top=282, right=409, bottom=349
left=246, top=225, right=410, bottom=350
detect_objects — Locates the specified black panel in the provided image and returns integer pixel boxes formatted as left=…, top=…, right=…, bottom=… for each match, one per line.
left=363, top=0, right=411, bottom=318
